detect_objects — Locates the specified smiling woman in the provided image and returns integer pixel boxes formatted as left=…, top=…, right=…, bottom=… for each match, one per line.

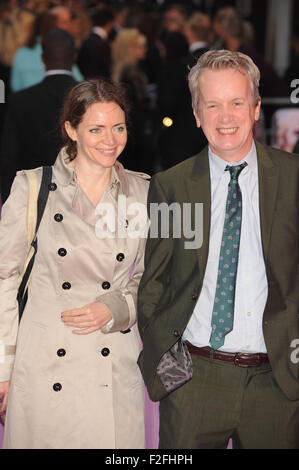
left=0, top=79, right=150, bottom=449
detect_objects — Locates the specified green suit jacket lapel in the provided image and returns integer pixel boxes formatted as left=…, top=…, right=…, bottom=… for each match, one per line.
left=255, top=140, right=279, bottom=264
left=186, top=146, right=211, bottom=287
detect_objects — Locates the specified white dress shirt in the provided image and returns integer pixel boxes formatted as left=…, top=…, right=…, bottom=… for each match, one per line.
left=183, top=142, right=268, bottom=353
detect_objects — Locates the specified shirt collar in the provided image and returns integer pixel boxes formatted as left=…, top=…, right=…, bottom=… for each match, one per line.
left=53, top=147, right=129, bottom=196
left=208, top=141, right=257, bottom=179
left=91, top=26, right=108, bottom=40
left=189, top=41, right=208, bottom=53
left=44, top=70, right=73, bottom=77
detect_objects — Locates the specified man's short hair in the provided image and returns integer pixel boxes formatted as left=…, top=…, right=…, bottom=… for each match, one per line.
left=188, top=49, right=261, bottom=112
left=42, top=28, right=75, bottom=63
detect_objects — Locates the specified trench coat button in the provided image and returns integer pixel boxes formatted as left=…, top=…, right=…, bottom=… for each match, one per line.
left=173, top=330, right=180, bottom=337
left=192, top=294, right=198, bottom=301
left=116, top=253, right=125, bottom=262
left=48, top=183, right=57, bottom=191
left=62, top=282, right=71, bottom=290
left=54, top=213, right=63, bottom=222
left=57, top=349, right=66, bottom=357
left=53, top=383, right=62, bottom=392
left=102, top=281, right=111, bottom=290
left=101, top=348, right=110, bottom=357
left=58, top=248, right=67, bottom=257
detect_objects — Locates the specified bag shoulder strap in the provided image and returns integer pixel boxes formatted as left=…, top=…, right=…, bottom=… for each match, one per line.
left=24, top=169, right=39, bottom=255
left=17, top=166, right=52, bottom=297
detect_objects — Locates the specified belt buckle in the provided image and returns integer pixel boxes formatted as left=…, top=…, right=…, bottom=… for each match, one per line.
left=234, top=352, right=251, bottom=367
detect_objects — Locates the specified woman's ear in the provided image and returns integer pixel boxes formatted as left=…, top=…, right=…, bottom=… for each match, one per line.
left=64, top=121, right=77, bottom=141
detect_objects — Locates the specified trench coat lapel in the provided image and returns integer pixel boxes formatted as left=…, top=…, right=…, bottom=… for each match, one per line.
left=185, top=146, right=211, bottom=286
left=255, top=140, right=279, bottom=263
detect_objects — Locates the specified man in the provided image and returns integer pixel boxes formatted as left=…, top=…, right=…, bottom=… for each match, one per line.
left=137, top=50, right=299, bottom=449
left=156, top=12, right=211, bottom=170
left=0, top=28, right=77, bottom=202
left=183, top=12, right=211, bottom=67
left=213, top=10, right=288, bottom=99
left=77, top=7, right=114, bottom=80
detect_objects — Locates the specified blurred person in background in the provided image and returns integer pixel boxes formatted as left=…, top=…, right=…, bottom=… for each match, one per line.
left=284, top=22, right=299, bottom=90
left=77, top=7, right=114, bottom=79
left=183, top=11, right=212, bottom=67
left=10, top=6, right=83, bottom=92
left=112, top=27, right=153, bottom=174
left=212, top=7, right=288, bottom=99
left=138, top=11, right=163, bottom=87
left=0, top=29, right=78, bottom=203
left=0, top=0, right=36, bottom=72
left=156, top=25, right=207, bottom=170
left=162, top=3, right=189, bottom=34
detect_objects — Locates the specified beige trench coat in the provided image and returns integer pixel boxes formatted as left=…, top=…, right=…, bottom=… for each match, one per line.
left=0, top=149, right=149, bottom=449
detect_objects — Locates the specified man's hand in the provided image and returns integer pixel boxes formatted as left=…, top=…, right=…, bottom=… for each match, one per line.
left=61, top=301, right=113, bottom=335
left=0, top=381, right=10, bottom=425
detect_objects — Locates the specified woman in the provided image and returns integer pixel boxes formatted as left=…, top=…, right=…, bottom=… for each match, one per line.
left=0, top=79, right=149, bottom=449
left=10, top=10, right=83, bottom=92
left=111, top=28, right=153, bottom=175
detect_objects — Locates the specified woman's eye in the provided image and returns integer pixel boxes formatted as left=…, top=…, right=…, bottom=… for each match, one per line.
left=89, top=128, right=100, bottom=134
left=114, top=126, right=126, bottom=133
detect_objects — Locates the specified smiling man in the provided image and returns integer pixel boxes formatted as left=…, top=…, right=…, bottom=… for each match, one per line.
left=137, top=50, right=299, bottom=449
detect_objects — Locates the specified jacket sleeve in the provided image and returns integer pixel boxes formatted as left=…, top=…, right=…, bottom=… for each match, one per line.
left=98, top=236, right=147, bottom=334
left=137, top=174, right=174, bottom=339
left=0, top=173, right=28, bottom=381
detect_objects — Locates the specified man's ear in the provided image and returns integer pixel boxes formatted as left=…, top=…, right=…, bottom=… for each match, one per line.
left=64, top=121, right=77, bottom=141
left=255, top=96, right=261, bottom=121
left=193, top=110, right=201, bottom=128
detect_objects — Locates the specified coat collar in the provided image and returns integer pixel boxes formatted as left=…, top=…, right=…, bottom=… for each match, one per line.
left=53, top=147, right=131, bottom=226
left=53, top=147, right=130, bottom=197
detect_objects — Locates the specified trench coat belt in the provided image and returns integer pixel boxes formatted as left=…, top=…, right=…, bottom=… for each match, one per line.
left=186, top=342, right=270, bottom=367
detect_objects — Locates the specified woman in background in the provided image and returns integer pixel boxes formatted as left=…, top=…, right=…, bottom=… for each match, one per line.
left=112, top=28, right=153, bottom=174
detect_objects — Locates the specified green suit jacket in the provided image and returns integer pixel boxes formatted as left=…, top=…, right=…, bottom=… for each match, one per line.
left=137, top=141, right=299, bottom=402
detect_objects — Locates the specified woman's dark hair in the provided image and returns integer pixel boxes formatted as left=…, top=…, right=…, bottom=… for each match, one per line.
left=60, top=79, right=130, bottom=160
left=27, top=11, right=56, bottom=48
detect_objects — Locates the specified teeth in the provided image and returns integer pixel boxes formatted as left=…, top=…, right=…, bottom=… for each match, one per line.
left=218, top=128, right=238, bottom=134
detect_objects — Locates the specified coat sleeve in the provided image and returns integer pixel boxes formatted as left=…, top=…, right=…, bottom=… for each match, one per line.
left=137, top=174, right=174, bottom=339
left=98, top=235, right=147, bottom=334
left=0, top=173, right=28, bottom=382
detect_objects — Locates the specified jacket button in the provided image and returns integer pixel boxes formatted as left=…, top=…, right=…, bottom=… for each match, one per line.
left=48, top=183, right=57, bottom=191
left=62, top=282, right=71, bottom=290
left=58, top=248, right=67, bottom=257
left=116, top=253, right=125, bottom=262
left=57, top=349, right=66, bottom=357
left=102, top=281, right=110, bottom=290
left=101, top=348, right=110, bottom=357
left=54, top=213, right=63, bottom=222
left=53, top=383, right=62, bottom=392
left=192, top=294, right=198, bottom=301
left=173, top=330, right=180, bottom=337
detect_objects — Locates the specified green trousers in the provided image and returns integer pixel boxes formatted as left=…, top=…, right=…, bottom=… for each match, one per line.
left=159, top=352, right=299, bottom=449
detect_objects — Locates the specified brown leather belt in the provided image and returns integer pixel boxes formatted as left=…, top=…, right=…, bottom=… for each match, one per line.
left=186, top=343, right=270, bottom=368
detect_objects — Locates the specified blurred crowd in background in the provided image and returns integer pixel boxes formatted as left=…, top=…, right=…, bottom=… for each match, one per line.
left=0, top=0, right=299, bottom=202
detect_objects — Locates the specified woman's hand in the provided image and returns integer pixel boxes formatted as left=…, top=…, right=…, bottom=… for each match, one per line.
left=61, top=301, right=113, bottom=335
left=0, top=381, right=10, bottom=425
